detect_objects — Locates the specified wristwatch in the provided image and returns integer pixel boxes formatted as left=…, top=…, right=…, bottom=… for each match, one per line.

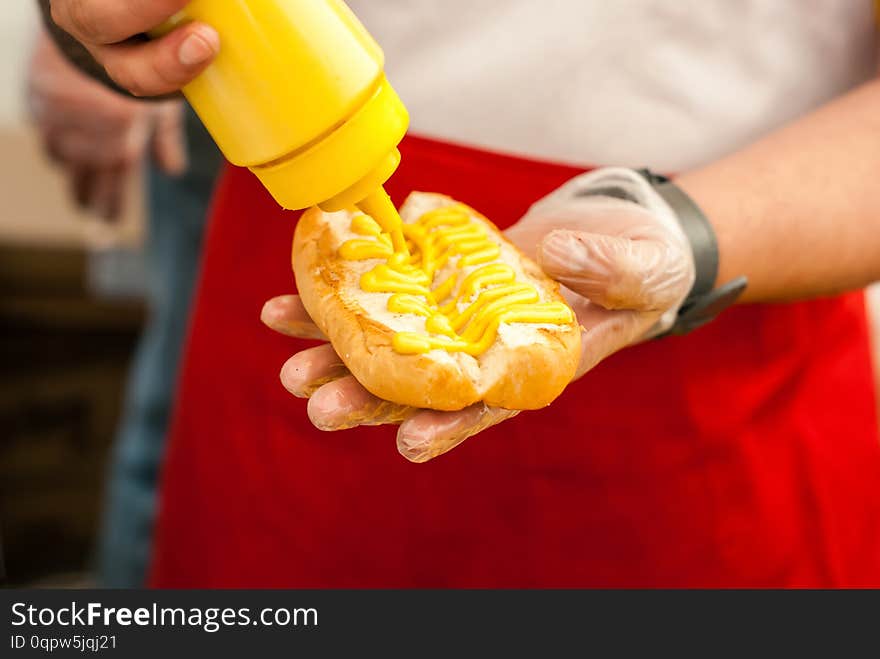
left=637, top=169, right=748, bottom=336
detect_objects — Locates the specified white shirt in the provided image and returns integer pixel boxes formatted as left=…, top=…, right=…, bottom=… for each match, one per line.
left=351, top=0, right=878, bottom=171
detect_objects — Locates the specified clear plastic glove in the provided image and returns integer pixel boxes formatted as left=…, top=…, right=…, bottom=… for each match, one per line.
left=46, top=0, right=218, bottom=97
left=507, top=167, right=696, bottom=376
left=27, top=30, right=187, bottom=221
left=262, top=168, right=695, bottom=462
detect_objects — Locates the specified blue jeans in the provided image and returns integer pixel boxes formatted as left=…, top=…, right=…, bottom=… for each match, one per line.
left=96, top=106, right=222, bottom=587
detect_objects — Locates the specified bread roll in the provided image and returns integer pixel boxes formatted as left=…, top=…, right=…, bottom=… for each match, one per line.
left=293, top=192, right=581, bottom=411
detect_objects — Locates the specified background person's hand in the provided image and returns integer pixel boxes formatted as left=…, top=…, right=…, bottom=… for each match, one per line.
left=262, top=168, right=695, bottom=463
left=47, top=0, right=219, bottom=97
left=27, top=30, right=187, bottom=221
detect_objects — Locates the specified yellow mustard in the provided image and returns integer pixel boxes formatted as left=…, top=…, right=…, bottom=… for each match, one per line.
left=339, top=205, right=574, bottom=355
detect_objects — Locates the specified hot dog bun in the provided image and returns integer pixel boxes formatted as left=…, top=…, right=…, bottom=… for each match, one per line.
left=292, top=192, right=582, bottom=411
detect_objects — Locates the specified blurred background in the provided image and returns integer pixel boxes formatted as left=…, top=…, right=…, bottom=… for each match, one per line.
left=1, top=4, right=147, bottom=585
left=1, top=3, right=223, bottom=587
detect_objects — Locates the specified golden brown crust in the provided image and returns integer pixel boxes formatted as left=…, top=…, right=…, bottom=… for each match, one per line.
left=292, top=193, right=581, bottom=411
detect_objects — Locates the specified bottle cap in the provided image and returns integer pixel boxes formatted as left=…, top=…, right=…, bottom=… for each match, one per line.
left=250, top=76, right=409, bottom=210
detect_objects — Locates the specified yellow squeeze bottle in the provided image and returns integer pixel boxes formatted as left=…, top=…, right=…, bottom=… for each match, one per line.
left=152, top=0, right=409, bottom=241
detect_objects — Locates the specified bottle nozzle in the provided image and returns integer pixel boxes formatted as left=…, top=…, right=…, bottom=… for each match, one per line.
left=357, top=187, right=408, bottom=255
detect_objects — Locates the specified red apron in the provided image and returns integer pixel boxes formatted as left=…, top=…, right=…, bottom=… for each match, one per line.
left=150, top=135, right=880, bottom=587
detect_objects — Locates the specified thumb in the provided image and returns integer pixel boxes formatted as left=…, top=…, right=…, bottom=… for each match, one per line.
left=538, top=229, right=691, bottom=311
left=151, top=103, right=188, bottom=175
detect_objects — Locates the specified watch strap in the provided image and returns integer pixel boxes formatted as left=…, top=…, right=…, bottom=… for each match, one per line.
left=637, top=168, right=748, bottom=335
left=637, top=169, right=718, bottom=299
left=668, top=276, right=749, bottom=336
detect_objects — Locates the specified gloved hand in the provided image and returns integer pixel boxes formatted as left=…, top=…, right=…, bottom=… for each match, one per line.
left=45, top=0, right=218, bottom=97
left=27, top=30, right=187, bottom=221
left=506, top=167, right=696, bottom=376
left=262, top=168, right=695, bottom=462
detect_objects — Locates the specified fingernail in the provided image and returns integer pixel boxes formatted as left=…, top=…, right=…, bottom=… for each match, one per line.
left=545, top=229, right=592, bottom=269
left=307, top=396, right=339, bottom=431
left=537, top=231, right=570, bottom=272
left=397, top=430, right=434, bottom=463
left=178, top=28, right=219, bottom=68
left=307, top=388, right=353, bottom=431
left=279, top=370, right=310, bottom=399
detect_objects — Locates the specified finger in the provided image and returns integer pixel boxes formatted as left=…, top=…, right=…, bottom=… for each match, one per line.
left=152, top=102, right=187, bottom=175
left=42, top=127, right=66, bottom=164
left=261, top=295, right=326, bottom=340
left=52, top=124, right=142, bottom=167
left=567, top=296, right=660, bottom=378
left=90, top=167, right=128, bottom=222
left=307, top=376, right=413, bottom=431
left=95, top=22, right=219, bottom=97
left=279, top=344, right=349, bottom=399
left=51, top=0, right=190, bottom=45
left=69, top=165, right=97, bottom=210
left=51, top=129, right=103, bottom=165
left=538, top=229, right=692, bottom=311
left=396, top=405, right=520, bottom=464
